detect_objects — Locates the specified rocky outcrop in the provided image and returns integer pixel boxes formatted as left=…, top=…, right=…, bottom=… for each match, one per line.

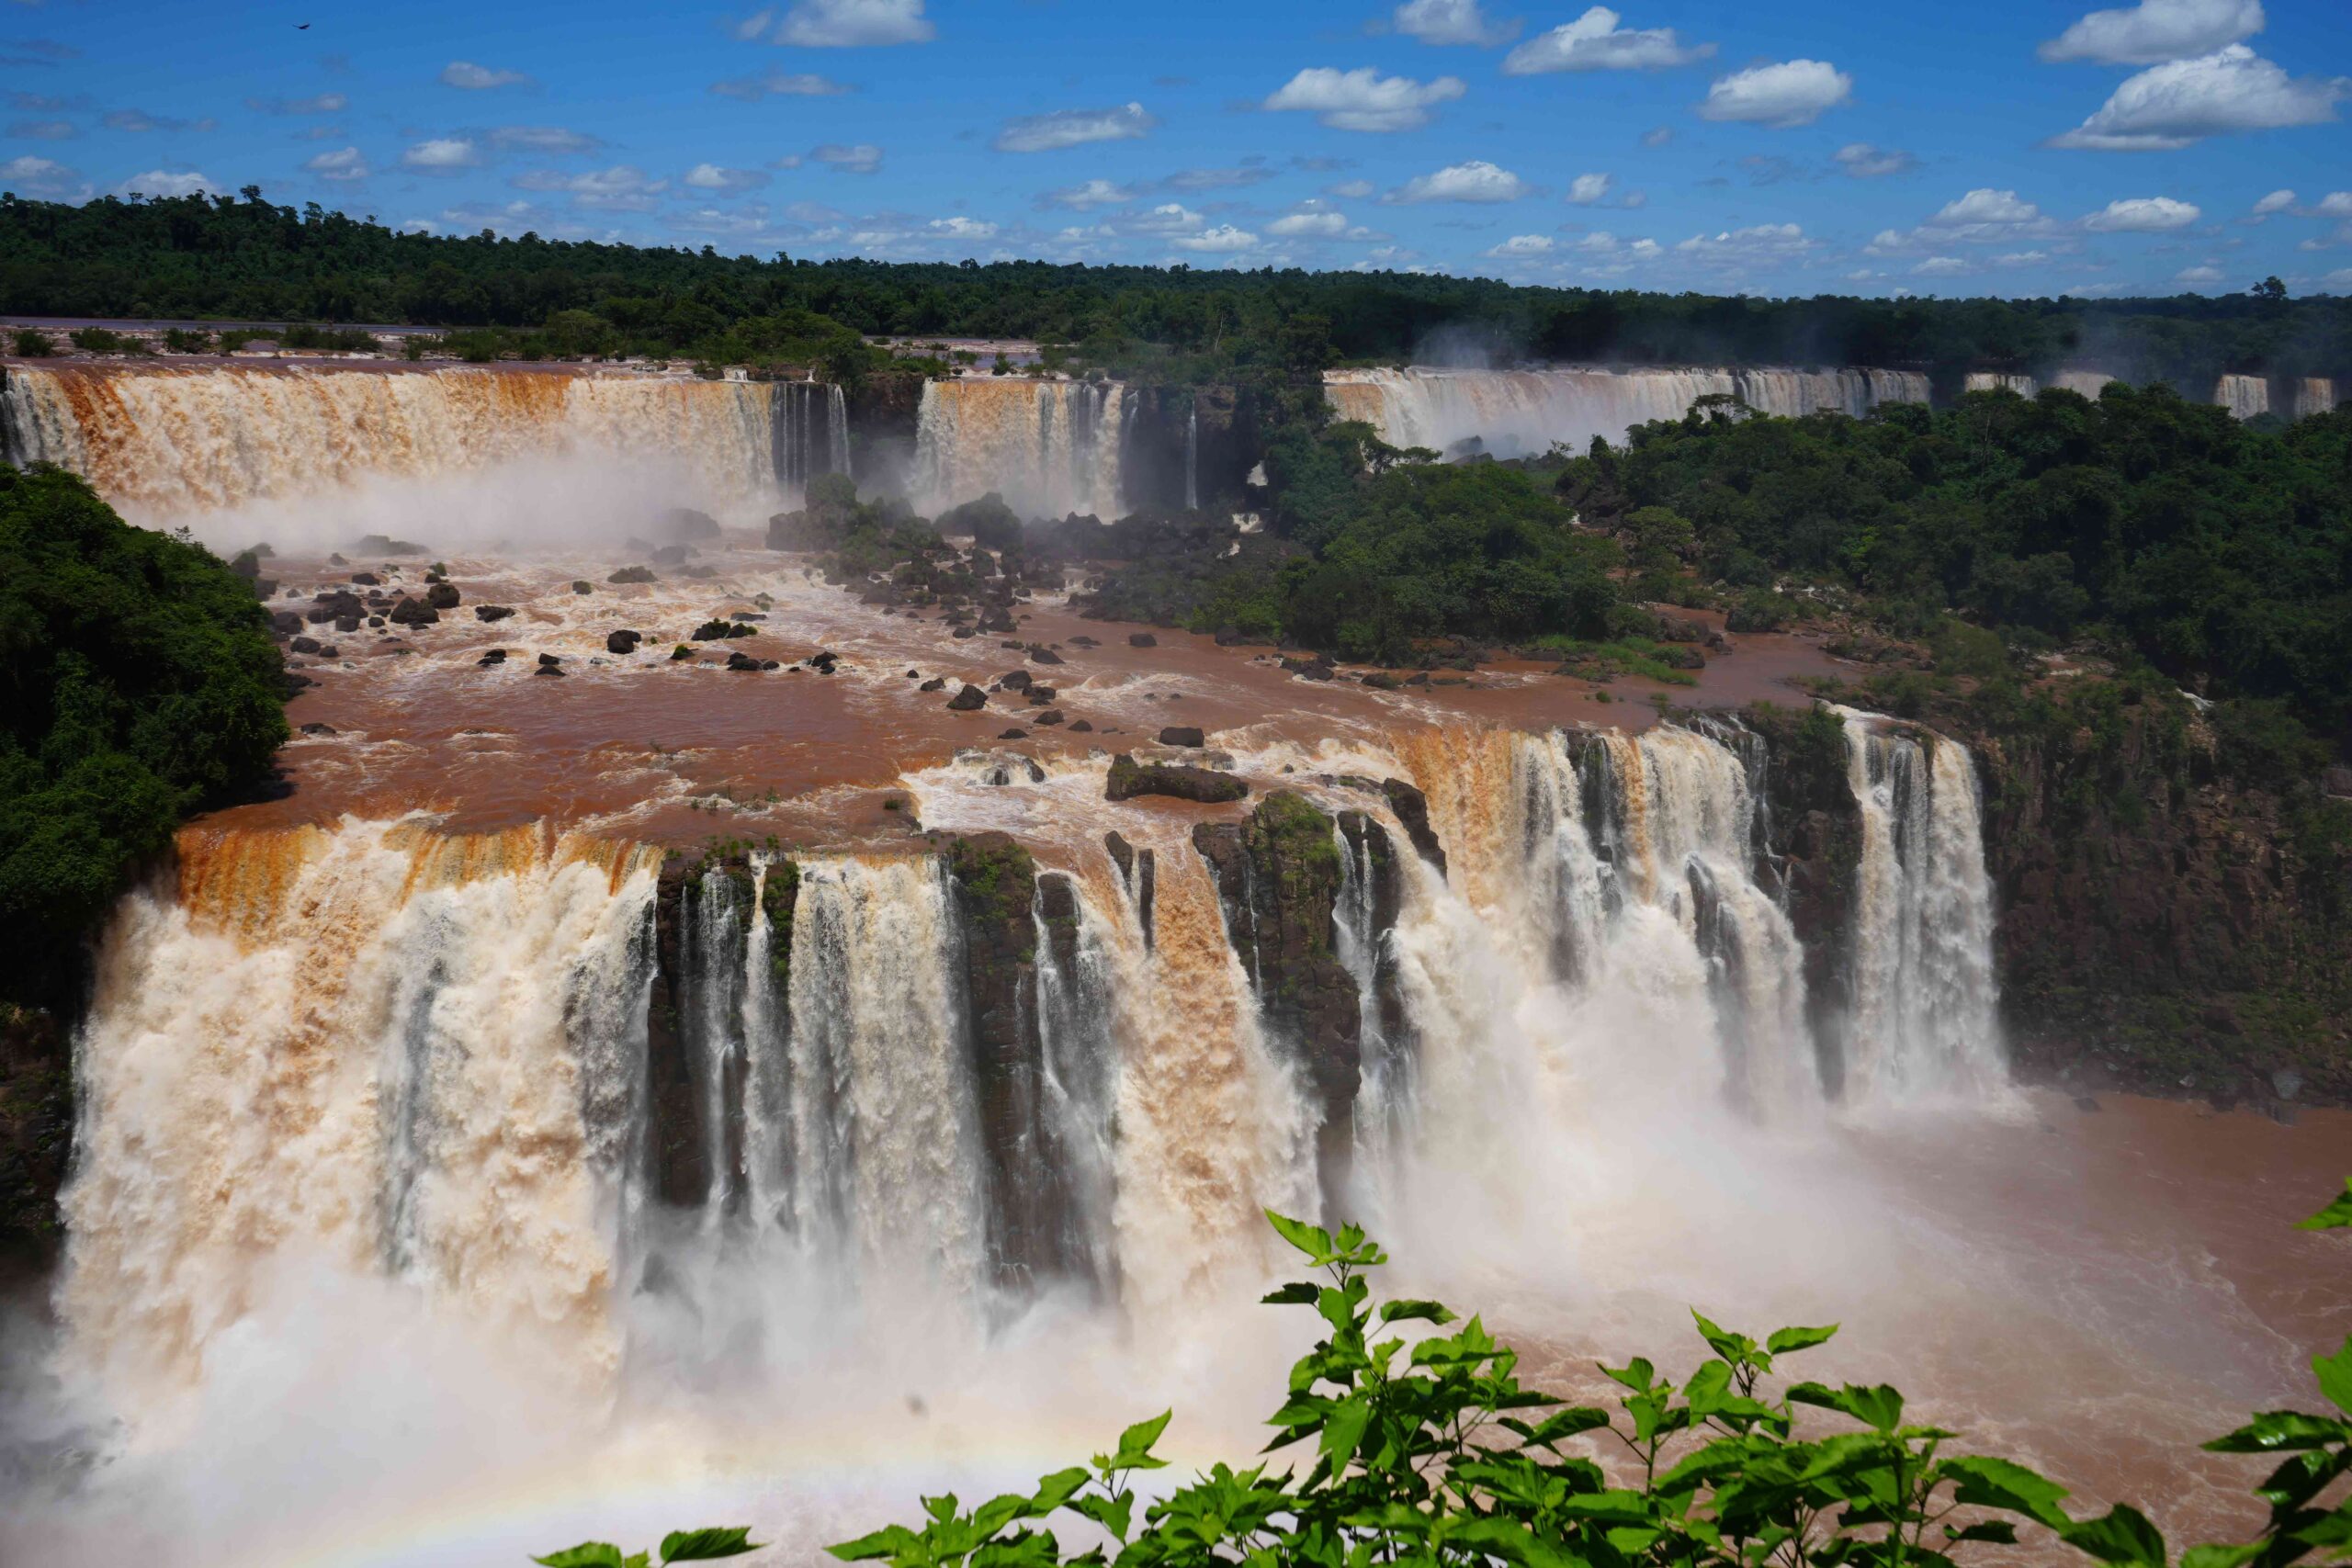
left=1741, top=703, right=1865, bottom=1093
left=1381, top=778, right=1447, bottom=875
left=1105, top=752, right=1249, bottom=804
left=1193, top=792, right=1361, bottom=1213
left=1105, top=830, right=1157, bottom=948
left=0, top=1002, right=69, bottom=1272
left=644, top=853, right=711, bottom=1209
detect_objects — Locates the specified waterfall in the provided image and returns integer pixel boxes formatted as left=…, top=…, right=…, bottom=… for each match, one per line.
left=1029, top=879, right=1121, bottom=1291
left=1964, top=372, right=2039, bottom=396
left=913, top=378, right=1127, bottom=519
left=1183, top=396, right=1199, bottom=513
left=2214, top=373, right=2270, bottom=420
left=0, top=363, right=840, bottom=525
left=2051, top=369, right=2115, bottom=399
left=1322, top=365, right=1930, bottom=458
left=2290, top=377, right=2336, bottom=419
left=1838, top=711, right=2005, bottom=1101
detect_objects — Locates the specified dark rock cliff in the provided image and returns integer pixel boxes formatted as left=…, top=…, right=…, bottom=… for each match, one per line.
left=1740, top=704, right=1866, bottom=1095
left=1193, top=792, right=1362, bottom=1213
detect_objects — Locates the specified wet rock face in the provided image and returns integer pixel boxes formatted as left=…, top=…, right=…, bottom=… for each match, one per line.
left=644, top=854, right=713, bottom=1208
left=1105, top=752, right=1249, bottom=804
left=1740, top=704, right=1863, bottom=1093
left=1193, top=792, right=1362, bottom=1214
left=0, top=1002, right=70, bottom=1268
left=1381, top=779, right=1447, bottom=875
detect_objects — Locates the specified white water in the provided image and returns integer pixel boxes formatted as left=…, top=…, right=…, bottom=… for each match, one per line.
left=913, top=378, right=1128, bottom=519
left=2214, top=373, right=2269, bottom=421
left=0, top=364, right=846, bottom=539
left=1839, top=711, right=2007, bottom=1102
left=1323, top=365, right=1931, bottom=457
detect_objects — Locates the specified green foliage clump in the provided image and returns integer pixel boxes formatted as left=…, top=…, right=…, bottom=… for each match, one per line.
left=794, top=1189, right=2352, bottom=1568
left=11, top=328, right=53, bottom=356
left=0, top=465, right=287, bottom=1004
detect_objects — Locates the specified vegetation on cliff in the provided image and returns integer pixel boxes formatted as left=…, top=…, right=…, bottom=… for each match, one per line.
left=6, top=189, right=2346, bottom=386
left=0, top=465, right=287, bottom=1007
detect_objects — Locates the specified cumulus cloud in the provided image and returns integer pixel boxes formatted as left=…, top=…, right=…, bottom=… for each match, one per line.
left=1935, top=187, right=2041, bottom=226
left=1698, top=59, right=1852, bottom=127
left=2046, top=45, right=2345, bottom=150
left=1674, top=222, right=1818, bottom=269
left=513, top=164, right=666, bottom=210
left=927, top=215, right=997, bottom=240
left=684, top=163, right=770, bottom=193
left=1162, top=164, right=1276, bottom=190
left=772, top=0, right=933, bottom=46
left=1393, top=0, right=1519, bottom=46
left=1640, top=125, right=1673, bottom=146
left=0, top=152, right=79, bottom=196
left=1913, top=256, right=1970, bottom=276
left=1263, top=66, right=1465, bottom=131
left=709, top=71, right=853, bottom=100
left=994, top=102, right=1155, bottom=153
left=2082, top=194, right=2201, bottom=230
left=1485, top=233, right=1554, bottom=256
left=247, top=92, right=346, bottom=114
left=441, top=61, right=532, bottom=90
left=2251, top=187, right=2295, bottom=215
left=489, top=126, right=603, bottom=153
left=401, top=138, right=481, bottom=172
left=1329, top=177, right=1375, bottom=198
left=8, top=118, right=73, bottom=139
left=1171, top=223, right=1258, bottom=253
left=2315, top=192, right=2352, bottom=217
left=1266, top=209, right=1350, bottom=237
left=1039, top=177, right=1133, bottom=209
left=1995, top=250, right=2052, bottom=265
left=304, top=146, right=368, bottom=182
left=1385, top=159, right=1529, bottom=203
left=119, top=168, right=220, bottom=198
left=1503, top=6, right=1713, bottom=73
left=2038, top=0, right=2263, bottom=65
left=2175, top=263, right=2224, bottom=282
left=805, top=141, right=882, bottom=173
left=103, top=108, right=213, bottom=133
left=1835, top=142, right=1917, bottom=177
left=1566, top=171, right=1611, bottom=204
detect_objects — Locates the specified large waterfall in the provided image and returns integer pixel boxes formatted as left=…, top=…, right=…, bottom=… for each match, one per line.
left=0, top=363, right=848, bottom=527
left=1323, top=366, right=1931, bottom=457
left=913, top=378, right=1130, bottom=519
left=54, top=715, right=2007, bottom=1404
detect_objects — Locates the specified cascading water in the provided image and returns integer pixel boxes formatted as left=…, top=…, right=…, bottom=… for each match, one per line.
left=0, top=363, right=844, bottom=525
left=1838, top=710, right=2005, bottom=1102
left=1183, top=396, right=1199, bottom=513
left=912, top=378, right=1127, bottom=519
left=1323, top=366, right=1931, bottom=458
left=2214, top=373, right=2270, bottom=420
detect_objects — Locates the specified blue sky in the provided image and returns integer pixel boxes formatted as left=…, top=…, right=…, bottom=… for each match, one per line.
left=4, top=0, right=2348, bottom=299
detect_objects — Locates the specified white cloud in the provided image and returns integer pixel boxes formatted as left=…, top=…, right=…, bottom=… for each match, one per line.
left=514, top=164, right=666, bottom=210
left=2047, top=45, right=2345, bottom=150
left=1640, top=125, right=1673, bottom=146
left=684, top=163, right=769, bottom=193
left=1268, top=209, right=1350, bottom=237
left=0, top=152, right=77, bottom=196
left=1673, top=222, right=1818, bottom=268
left=1162, top=165, right=1277, bottom=191
left=1996, top=250, right=2052, bottom=265
left=1835, top=142, right=1916, bottom=177
left=2251, top=187, right=2296, bottom=215
left=2314, top=192, right=2352, bottom=217
left=2038, top=0, right=2263, bottom=65
left=1386, top=159, right=1529, bottom=203
left=709, top=71, right=853, bottom=100
left=1393, top=0, right=1519, bottom=46
left=1503, top=6, right=1713, bottom=73
left=401, top=138, right=481, bottom=172
left=994, top=102, right=1155, bottom=153
left=927, top=216, right=998, bottom=240
left=401, top=219, right=438, bottom=234
left=1172, top=223, right=1258, bottom=253
left=1329, top=177, right=1375, bottom=198
left=247, top=92, right=346, bottom=115
left=773, top=0, right=933, bottom=46
left=119, top=168, right=219, bottom=198
left=441, top=61, right=531, bottom=90
left=1566, top=171, right=1610, bottom=204
left=304, top=146, right=368, bottom=182
left=1699, top=59, right=1851, bottom=127
left=2324, top=267, right=2352, bottom=288
left=1262, top=67, right=1465, bottom=132
left=1935, top=187, right=2041, bottom=225
left=2175, top=263, right=2224, bottom=282
left=808, top=141, right=881, bottom=173
left=104, top=108, right=213, bottom=133
left=1914, top=256, right=1970, bottom=276
left=1485, top=233, right=1554, bottom=256
left=1040, top=178, right=1133, bottom=209
left=488, top=126, right=601, bottom=153
left=2083, top=195, right=2201, bottom=230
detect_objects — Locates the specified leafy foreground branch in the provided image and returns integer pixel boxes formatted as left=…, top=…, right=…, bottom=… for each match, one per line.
left=548, top=1182, right=2352, bottom=1568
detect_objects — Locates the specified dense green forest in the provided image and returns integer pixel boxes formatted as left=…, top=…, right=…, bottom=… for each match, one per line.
left=4, top=188, right=2347, bottom=387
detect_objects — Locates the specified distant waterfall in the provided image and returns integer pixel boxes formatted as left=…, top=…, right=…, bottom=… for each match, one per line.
left=1324, top=365, right=1930, bottom=457
left=1964, top=372, right=2041, bottom=396
left=2290, top=378, right=2337, bottom=419
left=2215, top=374, right=2270, bottom=420
left=1838, top=711, right=2005, bottom=1101
left=913, top=378, right=1127, bottom=519
left=0, top=363, right=843, bottom=524
left=1183, top=396, right=1199, bottom=513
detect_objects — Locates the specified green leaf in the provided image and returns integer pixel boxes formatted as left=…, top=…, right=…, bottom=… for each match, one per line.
left=1684, top=1359, right=1732, bottom=1416
left=1378, top=1298, right=1458, bottom=1326
left=2297, top=1179, right=2352, bottom=1231
left=2062, top=1505, right=2167, bottom=1566
left=536, top=1544, right=626, bottom=1568
left=1114, top=1410, right=1172, bottom=1470
left=1947, top=1521, right=2018, bottom=1544
left=1602, top=1357, right=1656, bottom=1393
left=2179, top=1545, right=2263, bottom=1568
left=1264, top=1210, right=1334, bottom=1262
left=825, top=1526, right=917, bottom=1562
left=2314, top=1337, right=2352, bottom=1416
left=2204, top=1410, right=2350, bottom=1452
left=1766, top=1325, right=1839, bottom=1356
left=1511, top=1406, right=1613, bottom=1450
left=1320, top=1394, right=1372, bottom=1464
left=1788, top=1382, right=1905, bottom=1432
left=1030, top=1468, right=1089, bottom=1513
left=1942, top=1455, right=2074, bottom=1529
left=1261, top=1282, right=1319, bottom=1305
left=1069, top=1491, right=1134, bottom=1545
left=659, top=1529, right=761, bottom=1563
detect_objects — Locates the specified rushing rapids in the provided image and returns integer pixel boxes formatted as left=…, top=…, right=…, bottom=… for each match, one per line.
left=1322, top=366, right=1932, bottom=457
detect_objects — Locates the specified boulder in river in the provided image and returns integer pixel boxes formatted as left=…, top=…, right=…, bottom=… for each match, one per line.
left=424, top=581, right=461, bottom=610
left=388, top=597, right=438, bottom=626
left=947, top=684, right=989, bottom=712
left=606, top=629, right=642, bottom=654
left=1105, top=752, right=1248, bottom=804
left=1158, top=726, right=1205, bottom=748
